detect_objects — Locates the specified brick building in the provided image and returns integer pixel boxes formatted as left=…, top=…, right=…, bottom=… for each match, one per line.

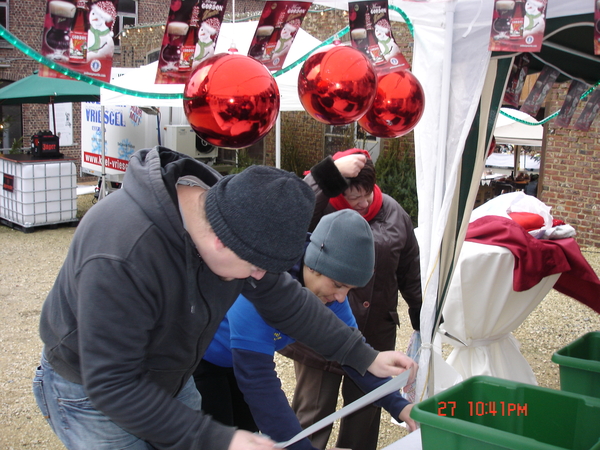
left=539, top=83, right=600, bottom=248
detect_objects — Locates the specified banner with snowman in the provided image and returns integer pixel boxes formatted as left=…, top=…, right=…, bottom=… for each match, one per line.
left=40, top=0, right=118, bottom=81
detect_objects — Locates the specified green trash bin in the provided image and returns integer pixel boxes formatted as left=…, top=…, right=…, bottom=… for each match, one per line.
left=552, top=331, right=600, bottom=399
left=410, top=375, right=600, bottom=450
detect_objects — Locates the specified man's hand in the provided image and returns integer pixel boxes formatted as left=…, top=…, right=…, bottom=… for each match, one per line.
left=333, top=154, right=367, bottom=178
left=229, top=430, right=276, bottom=450
left=399, top=404, right=418, bottom=433
left=366, top=350, right=418, bottom=380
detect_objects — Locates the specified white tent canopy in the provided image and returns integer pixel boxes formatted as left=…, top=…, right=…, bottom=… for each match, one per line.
left=494, top=108, right=543, bottom=147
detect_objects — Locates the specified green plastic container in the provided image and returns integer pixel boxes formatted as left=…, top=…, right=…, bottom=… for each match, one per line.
left=552, top=332, right=600, bottom=399
left=411, top=375, right=600, bottom=450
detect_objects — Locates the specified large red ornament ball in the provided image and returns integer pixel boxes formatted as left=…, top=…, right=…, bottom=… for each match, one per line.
left=183, top=53, right=280, bottom=148
left=298, top=44, right=377, bottom=125
left=358, top=68, right=425, bottom=138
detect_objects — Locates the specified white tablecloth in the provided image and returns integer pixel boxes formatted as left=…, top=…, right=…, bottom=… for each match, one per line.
left=441, top=241, right=559, bottom=384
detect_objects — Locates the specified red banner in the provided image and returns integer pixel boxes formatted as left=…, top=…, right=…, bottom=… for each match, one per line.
left=595, top=0, right=600, bottom=55
left=574, top=88, right=600, bottom=132
left=520, top=65, right=559, bottom=116
left=348, top=0, right=409, bottom=73
left=247, top=1, right=311, bottom=72
left=40, top=0, right=118, bottom=81
left=155, top=0, right=228, bottom=84
left=503, top=53, right=530, bottom=108
left=489, top=0, right=547, bottom=53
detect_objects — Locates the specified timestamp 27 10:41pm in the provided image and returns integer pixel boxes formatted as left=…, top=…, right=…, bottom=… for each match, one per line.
left=438, top=401, right=528, bottom=417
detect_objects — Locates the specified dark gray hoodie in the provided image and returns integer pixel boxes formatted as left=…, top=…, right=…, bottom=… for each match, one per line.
left=39, top=147, right=377, bottom=450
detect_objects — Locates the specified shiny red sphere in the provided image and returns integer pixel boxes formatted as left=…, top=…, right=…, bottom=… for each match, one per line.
left=358, top=68, right=425, bottom=138
left=298, top=44, right=377, bottom=125
left=183, top=53, right=280, bottom=149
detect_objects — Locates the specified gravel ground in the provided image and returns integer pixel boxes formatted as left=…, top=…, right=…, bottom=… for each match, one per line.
left=1, top=193, right=599, bottom=450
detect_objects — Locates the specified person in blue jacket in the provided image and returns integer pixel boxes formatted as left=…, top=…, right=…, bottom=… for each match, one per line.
left=194, top=209, right=417, bottom=450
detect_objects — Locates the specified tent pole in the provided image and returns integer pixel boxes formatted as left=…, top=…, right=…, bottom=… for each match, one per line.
left=275, top=111, right=281, bottom=169
left=99, top=105, right=107, bottom=200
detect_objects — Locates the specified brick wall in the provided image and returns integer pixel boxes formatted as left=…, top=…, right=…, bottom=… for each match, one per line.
left=541, top=82, right=600, bottom=248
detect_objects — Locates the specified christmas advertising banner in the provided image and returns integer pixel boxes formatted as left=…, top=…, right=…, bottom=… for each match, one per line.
left=489, top=0, right=547, bottom=53
left=348, top=0, right=409, bottom=74
left=156, top=0, right=228, bottom=84
left=40, top=0, right=118, bottom=81
left=503, top=53, right=530, bottom=108
left=247, top=1, right=311, bottom=72
left=574, top=88, right=600, bottom=132
left=520, top=65, right=559, bottom=116
left=555, top=80, right=588, bottom=127
left=595, top=0, right=600, bottom=55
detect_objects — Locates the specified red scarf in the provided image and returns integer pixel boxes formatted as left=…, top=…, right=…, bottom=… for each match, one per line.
left=329, top=149, right=383, bottom=222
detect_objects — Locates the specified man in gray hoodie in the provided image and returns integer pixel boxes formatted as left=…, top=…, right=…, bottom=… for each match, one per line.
left=33, top=147, right=416, bottom=450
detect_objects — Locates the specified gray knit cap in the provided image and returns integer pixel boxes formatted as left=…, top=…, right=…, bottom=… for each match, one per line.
left=205, top=165, right=315, bottom=273
left=304, top=209, right=375, bottom=287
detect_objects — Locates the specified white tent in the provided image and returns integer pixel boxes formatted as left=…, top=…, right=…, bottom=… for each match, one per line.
left=494, top=107, right=543, bottom=147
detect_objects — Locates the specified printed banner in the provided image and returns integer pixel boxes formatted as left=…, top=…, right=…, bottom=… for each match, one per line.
left=555, top=80, right=588, bottom=127
left=348, top=0, right=409, bottom=73
left=595, top=0, right=600, bottom=55
left=40, top=0, right=118, bottom=82
left=574, top=88, right=600, bottom=132
left=520, top=65, right=559, bottom=116
left=503, top=53, right=530, bottom=108
left=155, top=0, right=228, bottom=84
left=247, top=1, right=311, bottom=71
left=81, top=102, right=159, bottom=175
left=489, top=0, right=547, bottom=53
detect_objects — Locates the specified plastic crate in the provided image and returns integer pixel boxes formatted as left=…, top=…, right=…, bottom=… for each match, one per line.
left=411, top=375, right=600, bottom=450
left=552, top=332, right=600, bottom=399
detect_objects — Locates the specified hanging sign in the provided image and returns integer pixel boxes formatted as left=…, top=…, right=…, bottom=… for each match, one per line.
left=520, top=65, right=559, bottom=116
left=40, top=0, right=118, bottom=81
left=348, top=0, right=409, bottom=73
left=489, top=0, right=547, bottom=53
left=503, top=53, right=530, bottom=108
left=247, top=1, right=311, bottom=72
left=574, top=88, right=600, bottom=132
left=595, top=0, right=600, bottom=55
left=555, top=80, right=588, bottom=128
left=155, top=0, right=228, bottom=84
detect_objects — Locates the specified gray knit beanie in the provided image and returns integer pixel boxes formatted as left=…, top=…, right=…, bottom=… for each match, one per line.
left=304, top=209, right=375, bottom=287
left=205, top=165, right=315, bottom=273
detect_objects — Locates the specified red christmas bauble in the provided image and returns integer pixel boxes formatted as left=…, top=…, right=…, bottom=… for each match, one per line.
left=298, top=44, right=377, bottom=125
left=358, top=68, right=425, bottom=138
left=183, top=53, right=280, bottom=149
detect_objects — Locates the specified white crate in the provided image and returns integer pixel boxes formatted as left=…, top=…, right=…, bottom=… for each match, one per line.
left=0, top=156, right=77, bottom=228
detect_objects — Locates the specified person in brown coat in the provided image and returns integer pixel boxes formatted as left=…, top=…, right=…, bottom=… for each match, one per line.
left=280, top=148, right=422, bottom=450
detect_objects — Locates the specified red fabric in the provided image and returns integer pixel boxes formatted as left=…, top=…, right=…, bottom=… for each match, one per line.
left=329, top=184, right=383, bottom=222
left=508, top=212, right=545, bottom=231
left=466, top=216, right=600, bottom=314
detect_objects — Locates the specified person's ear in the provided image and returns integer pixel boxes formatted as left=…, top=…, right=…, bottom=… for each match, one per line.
left=214, top=235, right=227, bottom=252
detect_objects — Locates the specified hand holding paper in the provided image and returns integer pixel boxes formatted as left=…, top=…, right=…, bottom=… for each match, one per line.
left=367, top=350, right=418, bottom=380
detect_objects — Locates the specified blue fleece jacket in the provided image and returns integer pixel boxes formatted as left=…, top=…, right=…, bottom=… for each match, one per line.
left=203, top=251, right=410, bottom=450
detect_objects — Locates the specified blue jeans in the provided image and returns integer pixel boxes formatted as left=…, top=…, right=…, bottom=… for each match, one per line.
left=33, top=352, right=202, bottom=450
